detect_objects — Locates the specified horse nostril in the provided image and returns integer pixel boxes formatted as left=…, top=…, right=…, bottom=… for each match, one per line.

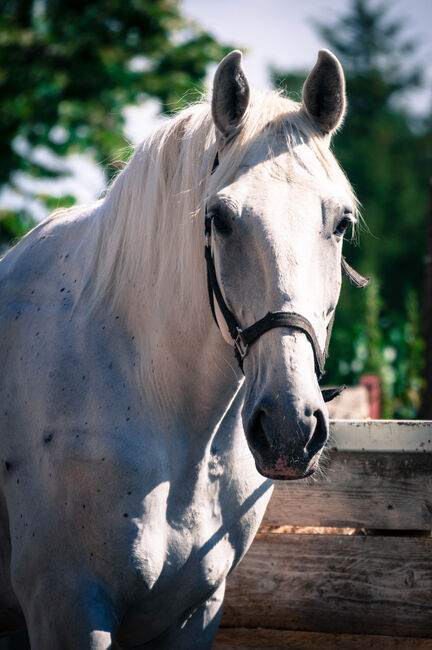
left=305, top=409, right=328, bottom=458
left=247, top=409, right=271, bottom=457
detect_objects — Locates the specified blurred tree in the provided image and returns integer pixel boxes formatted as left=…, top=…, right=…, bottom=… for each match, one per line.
left=0, top=209, right=35, bottom=256
left=0, top=0, right=231, bottom=247
left=271, top=0, right=432, bottom=417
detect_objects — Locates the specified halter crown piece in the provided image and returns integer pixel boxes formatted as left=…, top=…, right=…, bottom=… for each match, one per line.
left=204, top=153, right=369, bottom=403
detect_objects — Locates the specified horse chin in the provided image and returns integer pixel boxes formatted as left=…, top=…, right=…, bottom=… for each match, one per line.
left=253, top=456, right=317, bottom=481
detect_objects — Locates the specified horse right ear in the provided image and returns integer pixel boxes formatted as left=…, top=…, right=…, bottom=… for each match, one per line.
left=212, top=50, right=250, bottom=143
left=302, top=49, right=346, bottom=135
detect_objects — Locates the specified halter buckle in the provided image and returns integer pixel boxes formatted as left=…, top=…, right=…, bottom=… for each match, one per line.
left=234, top=327, right=248, bottom=360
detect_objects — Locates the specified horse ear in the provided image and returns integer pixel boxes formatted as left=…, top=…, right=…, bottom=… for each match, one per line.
left=302, top=50, right=346, bottom=135
left=212, top=50, right=250, bottom=142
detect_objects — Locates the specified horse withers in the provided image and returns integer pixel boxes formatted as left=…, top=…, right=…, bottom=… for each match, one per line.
left=0, top=50, right=362, bottom=648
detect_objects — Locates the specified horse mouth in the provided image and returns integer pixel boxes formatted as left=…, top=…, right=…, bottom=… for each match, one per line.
left=253, top=456, right=317, bottom=481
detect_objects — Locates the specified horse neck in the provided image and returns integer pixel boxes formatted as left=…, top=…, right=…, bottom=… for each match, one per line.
left=125, top=201, right=242, bottom=438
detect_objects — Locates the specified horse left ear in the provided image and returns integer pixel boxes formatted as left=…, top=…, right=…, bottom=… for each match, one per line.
left=212, top=50, right=250, bottom=143
left=302, top=49, right=346, bottom=135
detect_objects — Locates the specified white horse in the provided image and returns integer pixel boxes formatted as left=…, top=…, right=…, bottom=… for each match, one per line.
left=0, top=50, right=362, bottom=648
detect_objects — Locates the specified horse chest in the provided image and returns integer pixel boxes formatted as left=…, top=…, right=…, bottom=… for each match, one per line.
left=116, top=455, right=269, bottom=643
left=132, top=462, right=261, bottom=593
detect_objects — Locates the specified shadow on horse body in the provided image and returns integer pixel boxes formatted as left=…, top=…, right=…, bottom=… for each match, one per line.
left=0, top=49, right=364, bottom=648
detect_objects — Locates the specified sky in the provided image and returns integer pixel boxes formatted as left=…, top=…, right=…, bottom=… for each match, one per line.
left=126, top=0, right=432, bottom=143
left=182, top=0, right=432, bottom=107
left=2, top=0, right=432, bottom=219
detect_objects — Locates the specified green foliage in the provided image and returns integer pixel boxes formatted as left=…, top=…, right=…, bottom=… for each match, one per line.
left=271, top=0, right=431, bottom=417
left=35, top=193, right=76, bottom=211
left=329, top=281, right=424, bottom=419
left=0, top=0, right=231, bottom=187
left=0, top=210, right=36, bottom=254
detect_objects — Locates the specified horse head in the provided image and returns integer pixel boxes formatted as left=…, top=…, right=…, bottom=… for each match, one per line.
left=206, top=50, right=363, bottom=480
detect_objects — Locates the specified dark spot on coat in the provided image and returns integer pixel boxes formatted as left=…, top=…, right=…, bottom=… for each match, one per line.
left=4, top=461, right=11, bottom=471
left=60, top=288, right=65, bottom=292
left=123, top=513, right=129, bottom=518
left=44, top=432, right=54, bottom=443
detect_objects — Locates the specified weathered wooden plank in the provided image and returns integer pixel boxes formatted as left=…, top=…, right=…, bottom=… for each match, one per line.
left=221, top=533, right=432, bottom=638
left=262, top=451, right=432, bottom=529
left=213, top=627, right=432, bottom=649
left=329, top=420, right=432, bottom=452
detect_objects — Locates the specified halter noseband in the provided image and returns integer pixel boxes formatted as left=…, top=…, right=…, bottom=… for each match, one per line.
left=204, top=152, right=369, bottom=401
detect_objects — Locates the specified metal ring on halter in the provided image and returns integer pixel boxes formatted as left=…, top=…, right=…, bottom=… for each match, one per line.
left=234, top=328, right=248, bottom=360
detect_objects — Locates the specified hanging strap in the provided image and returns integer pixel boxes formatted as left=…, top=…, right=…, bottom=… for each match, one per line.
left=341, top=256, right=370, bottom=288
left=321, top=385, right=347, bottom=402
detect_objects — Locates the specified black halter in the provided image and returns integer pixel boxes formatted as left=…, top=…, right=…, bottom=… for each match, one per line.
left=205, top=154, right=369, bottom=402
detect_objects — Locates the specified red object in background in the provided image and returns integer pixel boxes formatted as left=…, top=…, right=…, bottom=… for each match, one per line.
left=359, top=374, right=381, bottom=419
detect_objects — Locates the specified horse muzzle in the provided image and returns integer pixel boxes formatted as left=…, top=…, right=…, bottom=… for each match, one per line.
left=244, top=393, right=329, bottom=480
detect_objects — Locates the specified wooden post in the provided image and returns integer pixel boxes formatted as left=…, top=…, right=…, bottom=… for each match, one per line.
left=359, top=374, right=381, bottom=418
left=419, top=179, right=432, bottom=419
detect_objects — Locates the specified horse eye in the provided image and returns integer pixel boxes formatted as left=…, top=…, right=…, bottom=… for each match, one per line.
left=211, top=210, right=232, bottom=236
left=335, top=216, right=351, bottom=236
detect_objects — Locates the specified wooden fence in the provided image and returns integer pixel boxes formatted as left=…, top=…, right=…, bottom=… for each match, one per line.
left=214, top=420, right=432, bottom=650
